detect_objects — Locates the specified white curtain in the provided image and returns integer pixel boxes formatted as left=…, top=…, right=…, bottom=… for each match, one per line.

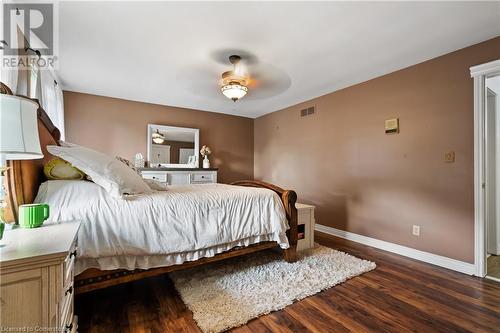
left=0, top=4, right=17, bottom=93
left=0, top=68, right=18, bottom=94
left=39, top=69, right=65, bottom=139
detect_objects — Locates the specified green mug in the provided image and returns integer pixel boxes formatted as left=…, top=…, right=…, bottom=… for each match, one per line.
left=19, top=204, right=50, bottom=228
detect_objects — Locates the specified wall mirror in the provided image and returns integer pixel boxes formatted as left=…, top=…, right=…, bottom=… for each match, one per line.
left=147, top=124, right=199, bottom=168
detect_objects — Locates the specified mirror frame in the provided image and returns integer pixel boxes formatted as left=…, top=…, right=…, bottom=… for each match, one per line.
left=147, top=124, right=199, bottom=168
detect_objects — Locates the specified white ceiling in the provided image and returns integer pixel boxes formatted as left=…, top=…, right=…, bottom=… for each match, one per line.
left=58, top=1, right=500, bottom=119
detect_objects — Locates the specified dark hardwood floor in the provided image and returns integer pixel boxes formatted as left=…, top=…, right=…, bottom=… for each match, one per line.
left=75, top=232, right=500, bottom=333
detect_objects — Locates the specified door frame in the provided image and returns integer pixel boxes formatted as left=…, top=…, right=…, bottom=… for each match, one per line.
left=470, top=59, right=500, bottom=277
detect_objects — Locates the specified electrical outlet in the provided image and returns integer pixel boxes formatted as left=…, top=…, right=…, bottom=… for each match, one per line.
left=412, top=225, right=420, bottom=236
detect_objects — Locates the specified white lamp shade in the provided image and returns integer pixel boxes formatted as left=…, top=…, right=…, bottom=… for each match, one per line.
left=0, top=94, right=43, bottom=160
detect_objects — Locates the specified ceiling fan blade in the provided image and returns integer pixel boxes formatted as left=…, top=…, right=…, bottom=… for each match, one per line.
left=243, top=63, right=291, bottom=100
left=176, top=66, right=223, bottom=100
left=176, top=52, right=291, bottom=102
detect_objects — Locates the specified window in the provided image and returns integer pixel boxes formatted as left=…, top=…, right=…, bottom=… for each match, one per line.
left=39, top=69, right=65, bottom=139
left=28, top=64, right=39, bottom=98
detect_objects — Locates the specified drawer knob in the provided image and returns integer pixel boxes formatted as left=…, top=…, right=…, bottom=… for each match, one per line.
left=65, top=286, right=73, bottom=296
left=70, top=250, right=77, bottom=258
left=65, top=323, right=73, bottom=332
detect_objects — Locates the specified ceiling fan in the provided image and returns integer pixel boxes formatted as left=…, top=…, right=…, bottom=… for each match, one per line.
left=220, top=55, right=250, bottom=102
left=177, top=49, right=291, bottom=104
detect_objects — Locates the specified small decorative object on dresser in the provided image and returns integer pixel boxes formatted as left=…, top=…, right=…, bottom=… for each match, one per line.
left=200, top=145, right=212, bottom=168
left=134, top=153, right=145, bottom=168
left=296, top=203, right=315, bottom=251
left=0, top=221, right=80, bottom=332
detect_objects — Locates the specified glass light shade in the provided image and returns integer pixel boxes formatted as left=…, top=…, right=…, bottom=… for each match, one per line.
left=0, top=94, right=43, bottom=160
left=152, top=130, right=165, bottom=144
left=152, top=137, right=164, bottom=144
left=221, top=83, right=248, bottom=101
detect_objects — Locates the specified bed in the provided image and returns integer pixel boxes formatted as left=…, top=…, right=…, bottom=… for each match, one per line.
left=4, top=97, right=298, bottom=294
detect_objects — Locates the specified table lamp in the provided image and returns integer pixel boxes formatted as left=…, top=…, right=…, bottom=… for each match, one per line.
left=0, top=94, right=43, bottom=234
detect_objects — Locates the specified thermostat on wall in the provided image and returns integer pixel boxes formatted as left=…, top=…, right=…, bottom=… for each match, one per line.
left=385, top=118, right=399, bottom=134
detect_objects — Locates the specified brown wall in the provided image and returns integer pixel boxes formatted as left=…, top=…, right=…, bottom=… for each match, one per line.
left=255, top=37, right=500, bottom=263
left=64, top=92, right=254, bottom=183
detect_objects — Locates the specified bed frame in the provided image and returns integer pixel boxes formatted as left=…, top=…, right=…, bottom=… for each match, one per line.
left=2, top=90, right=298, bottom=295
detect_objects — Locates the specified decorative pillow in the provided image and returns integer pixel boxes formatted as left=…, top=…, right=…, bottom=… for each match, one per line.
left=143, top=178, right=168, bottom=191
left=115, top=156, right=140, bottom=174
left=115, top=156, right=167, bottom=191
left=44, top=158, right=86, bottom=180
left=47, top=144, right=153, bottom=198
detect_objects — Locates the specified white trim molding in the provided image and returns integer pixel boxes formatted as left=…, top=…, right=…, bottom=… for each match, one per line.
left=471, top=59, right=500, bottom=277
left=315, top=224, right=476, bottom=276
left=470, top=60, right=500, bottom=77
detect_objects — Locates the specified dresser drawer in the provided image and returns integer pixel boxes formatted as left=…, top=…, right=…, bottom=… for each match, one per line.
left=191, top=172, right=214, bottom=183
left=0, top=268, right=48, bottom=327
left=141, top=171, right=167, bottom=183
left=59, top=281, right=74, bottom=329
left=63, top=247, right=77, bottom=289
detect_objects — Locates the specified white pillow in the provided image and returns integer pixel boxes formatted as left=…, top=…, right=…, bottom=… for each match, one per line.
left=47, top=144, right=152, bottom=198
left=143, top=178, right=168, bottom=191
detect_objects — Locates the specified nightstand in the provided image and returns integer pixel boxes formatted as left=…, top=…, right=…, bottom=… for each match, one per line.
left=0, top=221, right=80, bottom=332
left=296, top=203, right=315, bottom=251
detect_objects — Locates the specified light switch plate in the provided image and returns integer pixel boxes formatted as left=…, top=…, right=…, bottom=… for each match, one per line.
left=412, top=225, right=420, bottom=236
left=444, top=151, right=455, bottom=163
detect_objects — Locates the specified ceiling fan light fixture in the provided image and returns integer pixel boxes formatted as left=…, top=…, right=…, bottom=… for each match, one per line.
left=152, top=129, right=165, bottom=144
left=221, top=81, right=248, bottom=102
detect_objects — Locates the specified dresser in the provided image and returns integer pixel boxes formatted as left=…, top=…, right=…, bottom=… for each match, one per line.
left=140, top=168, right=218, bottom=186
left=296, top=203, right=316, bottom=251
left=0, top=221, right=80, bottom=332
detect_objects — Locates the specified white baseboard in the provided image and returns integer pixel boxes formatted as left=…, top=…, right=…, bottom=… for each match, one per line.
left=485, top=275, right=500, bottom=283
left=315, top=224, right=476, bottom=276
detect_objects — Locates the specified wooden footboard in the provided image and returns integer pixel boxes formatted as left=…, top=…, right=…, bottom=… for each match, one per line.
left=75, top=180, right=298, bottom=294
left=231, top=180, right=298, bottom=262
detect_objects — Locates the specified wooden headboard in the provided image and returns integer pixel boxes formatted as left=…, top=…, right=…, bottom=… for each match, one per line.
left=2, top=90, right=61, bottom=222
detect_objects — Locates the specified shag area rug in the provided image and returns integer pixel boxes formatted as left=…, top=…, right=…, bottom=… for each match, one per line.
left=170, top=245, right=376, bottom=333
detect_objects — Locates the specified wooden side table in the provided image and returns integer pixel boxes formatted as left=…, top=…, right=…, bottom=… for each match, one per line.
left=0, top=221, right=80, bottom=332
left=296, top=203, right=315, bottom=251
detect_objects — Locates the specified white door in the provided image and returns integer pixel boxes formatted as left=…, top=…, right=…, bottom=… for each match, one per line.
left=486, top=74, right=500, bottom=259
left=179, top=148, right=195, bottom=164
left=486, top=88, right=498, bottom=255
left=151, top=145, right=171, bottom=164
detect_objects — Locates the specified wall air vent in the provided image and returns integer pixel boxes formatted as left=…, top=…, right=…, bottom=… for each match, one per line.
left=300, top=106, right=315, bottom=117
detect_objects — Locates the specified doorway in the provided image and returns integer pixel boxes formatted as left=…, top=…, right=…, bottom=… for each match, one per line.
left=486, top=76, right=500, bottom=280
left=471, top=59, right=500, bottom=278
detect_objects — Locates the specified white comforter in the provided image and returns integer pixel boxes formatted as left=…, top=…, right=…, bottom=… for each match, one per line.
left=36, top=180, right=289, bottom=274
